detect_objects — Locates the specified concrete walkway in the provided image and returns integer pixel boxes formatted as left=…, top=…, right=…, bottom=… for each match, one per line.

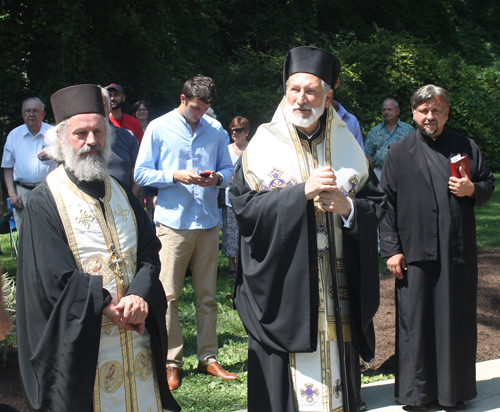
left=235, top=359, right=500, bottom=412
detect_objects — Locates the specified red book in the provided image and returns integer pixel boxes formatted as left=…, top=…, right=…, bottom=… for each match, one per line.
left=450, top=154, right=471, bottom=180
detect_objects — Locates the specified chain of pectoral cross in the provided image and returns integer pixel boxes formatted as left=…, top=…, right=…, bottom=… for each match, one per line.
left=94, top=195, right=127, bottom=302
left=108, top=243, right=126, bottom=300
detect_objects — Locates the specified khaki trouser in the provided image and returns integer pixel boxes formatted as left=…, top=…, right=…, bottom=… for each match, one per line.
left=13, top=184, right=34, bottom=235
left=156, top=222, right=220, bottom=368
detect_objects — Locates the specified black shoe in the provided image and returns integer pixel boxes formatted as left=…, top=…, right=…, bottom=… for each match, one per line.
left=403, top=406, right=428, bottom=411
left=455, top=401, right=467, bottom=410
left=228, top=270, right=236, bottom=277
left=357, top=401, right=367, bottom=411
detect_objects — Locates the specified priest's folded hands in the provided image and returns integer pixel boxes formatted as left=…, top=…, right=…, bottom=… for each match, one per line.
left=103, top=294, right=149, bottom=335
left=305, top=166, right=337, bottom=200
left=305, top=166, right=351, bottom=217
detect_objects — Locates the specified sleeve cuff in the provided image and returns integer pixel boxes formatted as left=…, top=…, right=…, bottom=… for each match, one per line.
left=341, top=197, right=355, bottom=229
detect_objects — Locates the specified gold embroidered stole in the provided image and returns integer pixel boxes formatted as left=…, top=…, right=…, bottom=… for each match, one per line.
left=46, top=166, right=162, bottom=412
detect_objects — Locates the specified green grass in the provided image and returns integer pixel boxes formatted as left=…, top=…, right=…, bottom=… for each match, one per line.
left=0, top=231, right=19, bottom=280
left=172, top=251, right=248, bottom=412
left=475, top=173, right=500, bottom=250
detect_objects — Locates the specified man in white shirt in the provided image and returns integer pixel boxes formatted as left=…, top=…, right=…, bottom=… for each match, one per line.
left=2, top=97, right=56, bottom=234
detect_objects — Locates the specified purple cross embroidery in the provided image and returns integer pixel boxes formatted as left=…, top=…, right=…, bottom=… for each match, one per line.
left=260, top=167, right=298, bottom=191
left=300, top=382, right=320, bottom=403
left=334, top=379, right=342, bottom=399
left=339, top=175, right=360, bottom=199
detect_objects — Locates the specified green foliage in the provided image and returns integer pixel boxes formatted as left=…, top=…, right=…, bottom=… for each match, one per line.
left=361, top=373, right=394, bottom=385
left=3, top=0, right=499, bottom=169
left=475, top=173, right=500, bottom=250
left=1, top=270, right=16, bottom=364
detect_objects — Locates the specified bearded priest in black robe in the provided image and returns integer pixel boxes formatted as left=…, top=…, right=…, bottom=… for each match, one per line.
left=16, top=84, right=180, bottom=412
left=380, top=85, right=494, bottom=410
left=229, top=47, right=387, bottom=412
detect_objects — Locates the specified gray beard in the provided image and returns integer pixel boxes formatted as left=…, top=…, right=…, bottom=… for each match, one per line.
left=62, top=142, right=110, bottom=182
left=284, top=97, right=326, bottom=129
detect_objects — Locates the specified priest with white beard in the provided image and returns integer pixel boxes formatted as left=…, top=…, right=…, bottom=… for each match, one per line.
left=16, top=84, right=180, bottom=412
left=229, top=47, right=387, bottom=412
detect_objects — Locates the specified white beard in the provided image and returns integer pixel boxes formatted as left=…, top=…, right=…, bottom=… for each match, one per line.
left=62, top=141, right=110, bottom=182
left=284, top=95, right=327, bottom=129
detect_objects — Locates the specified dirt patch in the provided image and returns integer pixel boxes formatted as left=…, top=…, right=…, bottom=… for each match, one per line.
left=1, top=251, right=499, bottom=410
left=365, top=249, right=500, bottom=376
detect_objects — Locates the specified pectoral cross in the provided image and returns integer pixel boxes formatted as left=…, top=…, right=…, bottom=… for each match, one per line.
left=108, top=243, right=126, bottom=301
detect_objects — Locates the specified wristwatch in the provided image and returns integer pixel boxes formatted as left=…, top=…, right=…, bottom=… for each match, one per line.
left=215, top=173, right=223, bottom=187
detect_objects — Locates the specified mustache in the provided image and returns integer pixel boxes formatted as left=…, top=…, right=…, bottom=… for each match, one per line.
left=78, top=144, right=103, bottom=155
left=291, top=104, right=312, bottom=110
left=424, top=120, right=437, bottom=125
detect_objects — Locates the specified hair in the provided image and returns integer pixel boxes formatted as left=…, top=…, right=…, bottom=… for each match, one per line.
left=182, top=74, right=217, bottom=104
left=44, top=117, right=115, bottom=163
left=383, top=98, right=399, bottom=109
left=230, top=116, right=250, bottom=132
left=284, top=78, right=332, bottom=97
left=100, top=87, right=111, bottom=112
left=132, top=100, right=152, bottom=122
left=22, top=97, right=45, bottom=111
left=411, top=85, right=450, bottom=110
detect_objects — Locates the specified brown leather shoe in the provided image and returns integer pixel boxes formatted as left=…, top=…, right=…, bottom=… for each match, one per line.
left=166, top=366, right=181, bottom=391
left=197, top=360, right=239, bottom=380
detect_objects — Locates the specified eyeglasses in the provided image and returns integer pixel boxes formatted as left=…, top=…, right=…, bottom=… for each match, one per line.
left=136, top=109, right=148, bottom=112
left=231, top=128, right=245, bottom=133
left=23, top=110, right=43, bottom=115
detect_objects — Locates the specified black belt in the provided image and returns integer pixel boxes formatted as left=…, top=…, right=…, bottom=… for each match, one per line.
left=15, top=181, right=40, bottom=189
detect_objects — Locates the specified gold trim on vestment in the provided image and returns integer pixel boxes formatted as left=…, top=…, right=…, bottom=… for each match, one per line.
left=279, top=99, right=310, bottom=183
left=47, top=166, right=84, bottom=269
left=94, top=366, right=101, bottom=412
left=152, top=356, right=163, bottom=411
left=119, top=327, right=132, bottom=412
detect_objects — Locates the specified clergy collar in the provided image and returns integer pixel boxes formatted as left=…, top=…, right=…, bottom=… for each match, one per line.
left=418, top=129, right=448, bottom=148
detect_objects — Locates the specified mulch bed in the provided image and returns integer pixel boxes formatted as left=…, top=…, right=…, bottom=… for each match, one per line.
left=1, top=251, right=499, bottom=411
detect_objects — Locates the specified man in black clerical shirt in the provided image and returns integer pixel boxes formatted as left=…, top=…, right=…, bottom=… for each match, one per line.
left=380, top=85, right=494, bottom=411
left=16, top=84, right=179, bottom=412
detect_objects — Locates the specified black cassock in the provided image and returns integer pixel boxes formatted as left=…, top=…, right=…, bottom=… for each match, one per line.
left=16, top=171, right=180, bottom=412
left=229, top=135, right=387, bottom=412
left=381, top=130, right=495, bottom=407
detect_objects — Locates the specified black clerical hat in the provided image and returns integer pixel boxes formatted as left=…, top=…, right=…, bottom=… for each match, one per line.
left=283, top=46, right=341, bottom=90
left=51, top=84, right=105, bottom=124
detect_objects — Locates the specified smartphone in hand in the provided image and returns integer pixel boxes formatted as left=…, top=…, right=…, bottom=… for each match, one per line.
left=199, top=170, right=213, bottom=178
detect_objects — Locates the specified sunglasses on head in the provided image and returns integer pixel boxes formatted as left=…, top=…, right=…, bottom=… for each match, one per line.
left=231, top=128, right=245, bottom=133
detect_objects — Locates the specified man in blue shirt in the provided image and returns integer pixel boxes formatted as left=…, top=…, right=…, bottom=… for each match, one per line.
left=365, top=98, right=414, bottom=179
left=333, top=100, right=365, bottom=153
left=135, top=75, right=235, bottom=391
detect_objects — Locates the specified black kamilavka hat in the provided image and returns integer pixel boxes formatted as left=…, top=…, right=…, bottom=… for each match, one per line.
left=51, top=84, right=105, bottom=124
left=283, top=46, right=341, bottom=90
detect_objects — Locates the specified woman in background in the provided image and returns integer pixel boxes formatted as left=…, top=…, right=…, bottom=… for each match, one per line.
left=222, top=116, right=250, bottom=276
left=132, top=100, right=156, bottom=219
left=132, top=100, right=152, bottom=133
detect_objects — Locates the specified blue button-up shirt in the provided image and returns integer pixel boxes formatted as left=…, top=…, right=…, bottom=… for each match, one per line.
left=334, top=101, right=365, bottom=153
left=134, top=109, right=233, bottom=230
left=365, top=119, right=414, bottom=169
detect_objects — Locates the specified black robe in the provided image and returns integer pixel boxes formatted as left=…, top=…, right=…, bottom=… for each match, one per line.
left=16, top=171, right=180, bottom=412
left=229, top=132, right=387, bottom=412
left=380, top=130, right=495, bottom=407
